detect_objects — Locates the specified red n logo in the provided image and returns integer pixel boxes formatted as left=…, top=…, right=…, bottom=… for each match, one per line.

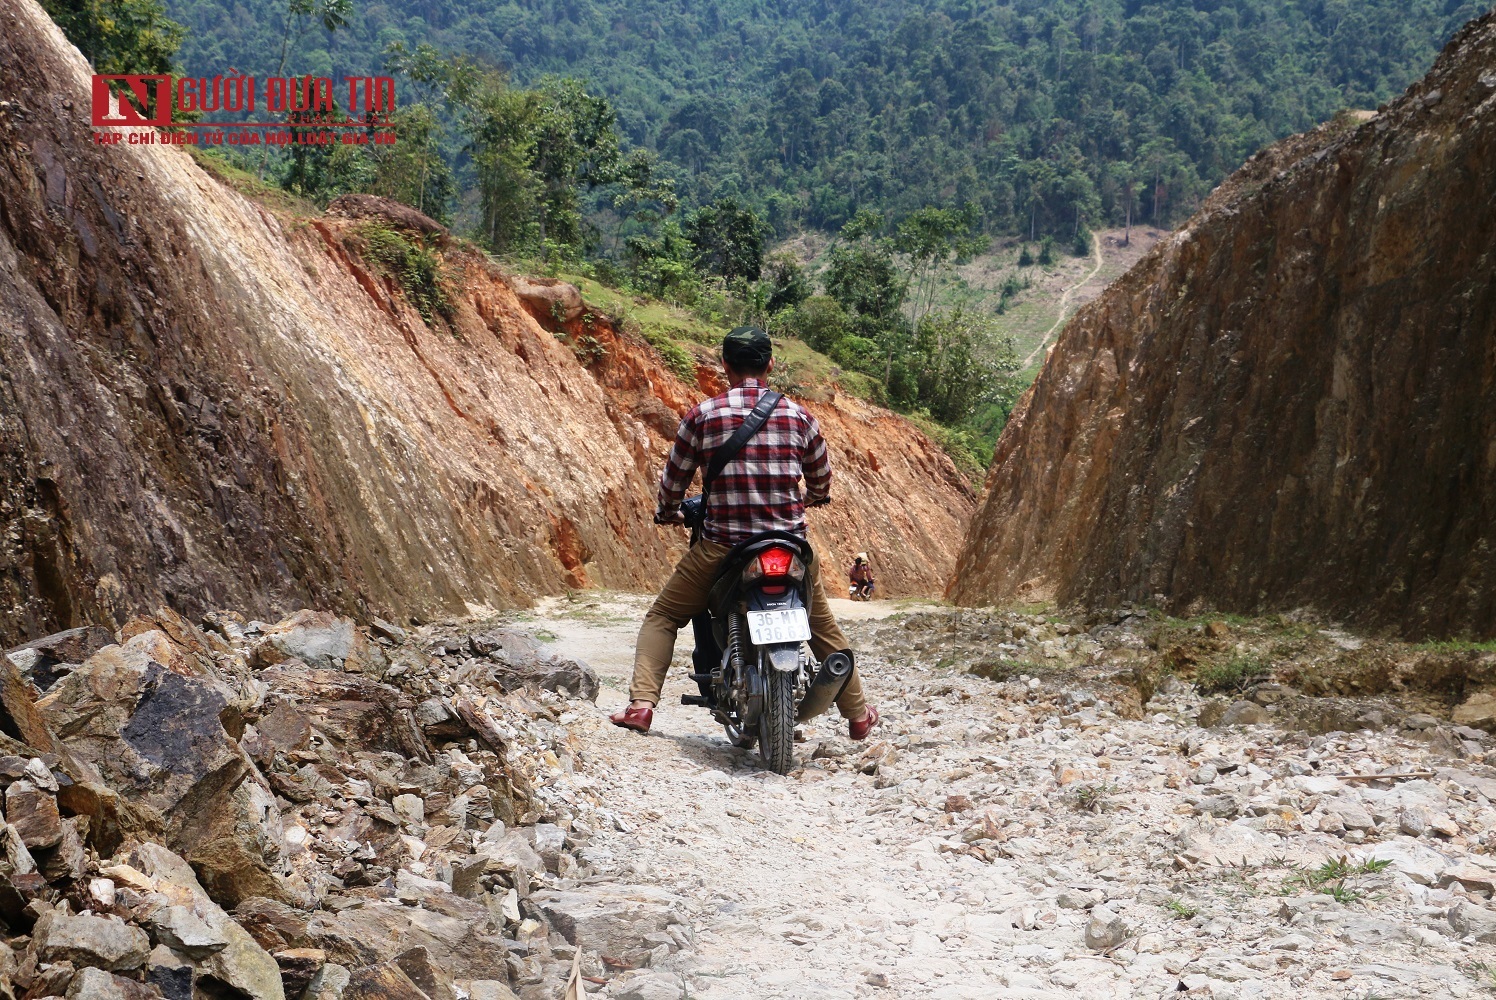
left=91, top=75, right=173, bottom=126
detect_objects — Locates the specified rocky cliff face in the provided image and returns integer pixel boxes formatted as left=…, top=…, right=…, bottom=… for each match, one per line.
left=0, top=0, right=970, bottom=646
left=952, top=12, right=1496, bottom=639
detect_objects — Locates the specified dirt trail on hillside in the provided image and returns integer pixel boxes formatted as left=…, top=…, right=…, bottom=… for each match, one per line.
left=524, top=599, right=1496, bottom=1000
left=1021, top=232, right=1104, bottom=370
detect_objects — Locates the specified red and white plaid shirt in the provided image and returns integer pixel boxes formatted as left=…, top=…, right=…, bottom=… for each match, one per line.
left=657, top=378, right=831, bottom=544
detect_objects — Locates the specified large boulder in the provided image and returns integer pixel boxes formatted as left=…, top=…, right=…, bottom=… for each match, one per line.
left=506, top=275, right=584, bottom=327
left=467, top=628, right=599, bottom=701
left=32, top=907, right=152, bottom=971
left=256, top=664, right=430, bottom=762
left=65, top=967, right=164, bottom=1000
left=1453, top=690, right=1496, bottom=732
left=297, top=899, right=512, bottom=982
left=250, top=611, right=378, bottom=674
left=37, top=634, right=292, bottom=906
left=326, top=193, right=447, bottom=237
left=530, top=884, right=684, bottom=961
left=125, top=842, right=286, bottom=1000
left=4, top=625, right=114, bottom=691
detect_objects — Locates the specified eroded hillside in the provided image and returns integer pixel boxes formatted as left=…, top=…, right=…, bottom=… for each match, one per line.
left=0, top=0, right=971, bottom=647
left=952, top=12, right=1496, bottom=640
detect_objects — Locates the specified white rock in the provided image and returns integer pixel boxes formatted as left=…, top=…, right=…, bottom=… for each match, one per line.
left=1360, top=841, right=1451, bottom=886
left=89, top=877, right=117, bottom=908
left=1083, top=905, right=1129, bottom=951
left=392, top=793, right=425, bottom=827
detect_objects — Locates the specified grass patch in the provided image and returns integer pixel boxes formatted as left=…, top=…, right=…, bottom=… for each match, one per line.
left=550, top=270, right=990, bottom=480
left=189, top=148, right=320, bottom=216
left=559, top=272, right=722, bottom=347
left=1162, top=899, right=1199, bottom=920
left=1460, top=960, right=1496, bottom=992
left=639, top=327, right=700, bottom=382
left=1160, top=611, right=1259, bottom=629
left=1276, top=856, right=1392, bottom=905
left=902, top=412, right=991, bottom=483
left=1069, top=781, right=1118, bottom=813
left=968, top=659, right=1049, bottom=682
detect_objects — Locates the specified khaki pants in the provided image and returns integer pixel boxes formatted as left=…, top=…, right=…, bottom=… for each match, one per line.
left=630, top=539, right=867, bottom=719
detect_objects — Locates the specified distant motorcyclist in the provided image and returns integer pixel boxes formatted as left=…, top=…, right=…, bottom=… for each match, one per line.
left=848, top=552, right=875, bottom=601
left=608, top=326, right=880, bottom=741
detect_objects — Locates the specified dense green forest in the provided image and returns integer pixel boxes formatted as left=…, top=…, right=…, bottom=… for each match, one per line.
left=161, top=0, right=1486, bottom=235
left=56, top=0, right=1489, bottom=469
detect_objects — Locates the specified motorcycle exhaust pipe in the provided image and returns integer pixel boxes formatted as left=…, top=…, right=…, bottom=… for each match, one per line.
left=796, top=650, right=854, bottom=722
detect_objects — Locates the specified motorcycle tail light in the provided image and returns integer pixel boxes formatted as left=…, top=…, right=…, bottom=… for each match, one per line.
left=761, top=584, right=788, bottom=595
left=758, top=547, right=795, bottom=578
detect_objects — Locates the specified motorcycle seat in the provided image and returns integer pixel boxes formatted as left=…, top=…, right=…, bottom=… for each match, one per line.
left=706, top=530, right=816, bottom=615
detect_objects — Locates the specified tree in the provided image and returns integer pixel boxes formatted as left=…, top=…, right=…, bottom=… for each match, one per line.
left=912, top=308, right=1009, bottom=424
left=606, top=148, right=678, bottom=256
left=761, top=252, right=811, bottom=314
left=684, top=198, right=765, bottom=285
left=624, top=220, right=699, bottom=302
left=275, top=0, right=353, bottom=79
left=824, top=214, right=903, bottom=324
left=279, top=109, right=372, bottom=203
left=782, top=295, right=849, bottom=354
left=42, top=0, right=185, bottom=120
left=464, top=78, right=544, bottom=254
left=527, top=77, right=625, bottom=254
left=892, top=206, right=983, bottom=330
left=458, top=71, right=629, bottom=258
left=367, top=104, right=455, bottom=221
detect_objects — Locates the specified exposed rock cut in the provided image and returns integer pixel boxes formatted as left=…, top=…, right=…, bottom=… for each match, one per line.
left=952, top=13, right=1496, bottom=639
left=0, top=0, right=971, bottom=648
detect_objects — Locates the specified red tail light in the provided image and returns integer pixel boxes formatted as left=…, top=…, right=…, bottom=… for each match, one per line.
left=758, top=546, right=795, bottom=578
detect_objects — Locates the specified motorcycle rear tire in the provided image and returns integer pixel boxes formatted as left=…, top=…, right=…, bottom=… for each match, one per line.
left=757, top=667, right=796, bottom=774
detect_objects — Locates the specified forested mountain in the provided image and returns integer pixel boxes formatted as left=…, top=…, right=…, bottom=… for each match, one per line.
left=164, top=0, right=1488, bottom=235
left=58, top=0, right=1488, bottom=464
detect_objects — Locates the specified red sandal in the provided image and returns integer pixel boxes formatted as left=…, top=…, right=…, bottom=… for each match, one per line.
left=849, top=705, right=880, bottom=741
left=609, top=704, right=653, bottom=733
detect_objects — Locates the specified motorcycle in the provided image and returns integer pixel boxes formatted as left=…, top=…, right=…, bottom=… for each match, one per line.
left=678, top=496, right=853, bottom=774
left=849, top=580, right=875, bottom=601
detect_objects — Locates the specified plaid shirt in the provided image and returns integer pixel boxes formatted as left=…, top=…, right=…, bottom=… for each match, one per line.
left=657, top=378, right=831, bottom=544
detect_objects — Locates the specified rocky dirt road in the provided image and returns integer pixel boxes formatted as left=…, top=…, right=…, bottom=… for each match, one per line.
left=4, top=597, right=1494, bottom=1000
left=524, top=597, right=1496, bottom=1000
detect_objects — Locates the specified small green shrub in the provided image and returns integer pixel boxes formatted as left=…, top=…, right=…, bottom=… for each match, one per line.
left=1195, top=656, right=1268, bottom=695
left=358, top=223, right=451, bottom=322
left=1415, top=638, right=1496, bottom=653
left=1070, top=781, right=1118, bottom=813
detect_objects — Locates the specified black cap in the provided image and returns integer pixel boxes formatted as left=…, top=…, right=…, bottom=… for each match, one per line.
left=722, top=326, right=772, bottom=369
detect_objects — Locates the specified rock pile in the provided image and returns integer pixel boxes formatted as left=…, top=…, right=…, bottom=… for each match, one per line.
left=0, top=606, right=668, bottom=1000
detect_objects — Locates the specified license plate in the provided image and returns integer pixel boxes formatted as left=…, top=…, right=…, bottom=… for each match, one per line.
left=747, top=608, right=811, bottom=645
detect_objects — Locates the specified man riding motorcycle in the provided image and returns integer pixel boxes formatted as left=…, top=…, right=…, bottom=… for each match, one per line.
left=849, top=553, right=875, bottom=600
left=609, top=326, right=880, bottom=741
